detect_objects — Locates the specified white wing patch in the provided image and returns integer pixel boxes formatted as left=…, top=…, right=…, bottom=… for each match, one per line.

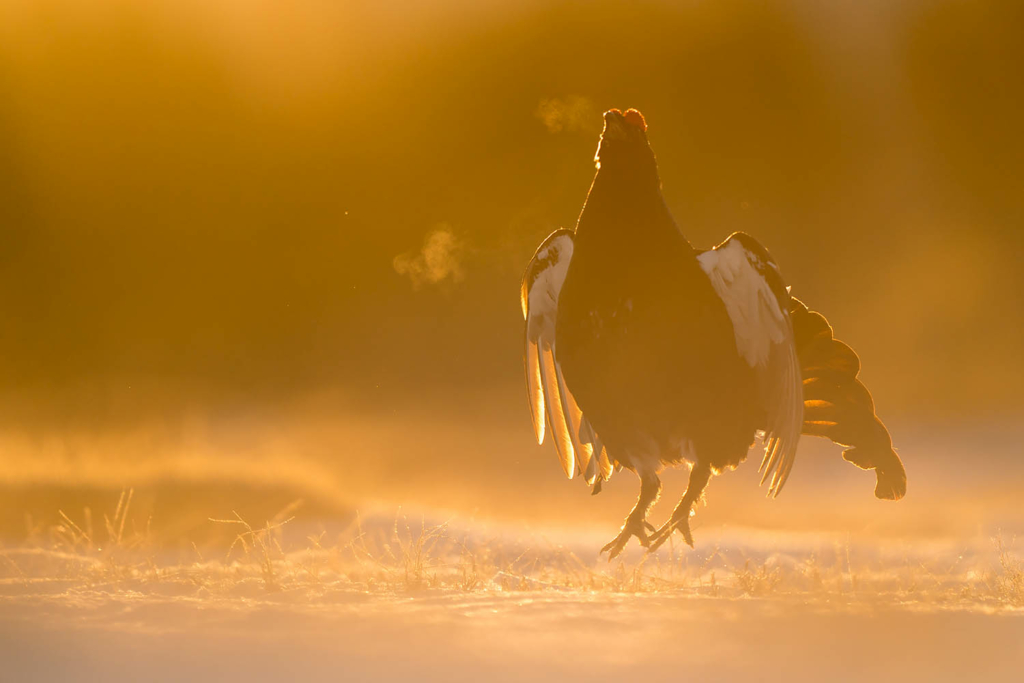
left=522, top=230, right=613, bottom=486
left=698, top=235, right=803, bottom=497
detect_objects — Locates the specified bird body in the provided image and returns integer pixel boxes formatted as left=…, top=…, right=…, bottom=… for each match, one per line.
left=556, top=149, right=756, bottom=482
left=522, top=109, right=905, bottom=556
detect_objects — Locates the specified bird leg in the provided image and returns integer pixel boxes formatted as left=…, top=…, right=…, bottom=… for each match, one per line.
left=647, top=460, right=712, bottom=553
left=600, top=473, right=661, bottom=560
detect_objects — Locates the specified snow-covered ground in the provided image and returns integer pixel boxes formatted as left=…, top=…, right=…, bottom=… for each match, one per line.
left=1, top=502, right=1022, bottom=682
left=3, top=583, right=1023, bottom=683
left=1, top=420, right=1022, bottom=681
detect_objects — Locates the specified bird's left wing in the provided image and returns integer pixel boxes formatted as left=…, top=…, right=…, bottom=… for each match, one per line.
left=521, top=229, right=613, bottom=487
left=698, top=233, right=803, bottom=497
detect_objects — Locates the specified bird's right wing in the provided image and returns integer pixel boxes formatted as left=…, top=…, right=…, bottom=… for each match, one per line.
left=698, top=233, right=804, bottom=497
left=521, top=229, right=613, bottom=486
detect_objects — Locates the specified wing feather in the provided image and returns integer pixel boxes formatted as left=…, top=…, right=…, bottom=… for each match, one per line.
left=699, top=233, right=803, bottom=497
left=578, top=417, right=609, bottom=484
left=525, top=338, right=545, bottom=445
left=556, top=362, right=593, bottom=476
left=522, top=229, right=613, bottom=488
left=540, top=343, right=575, bottom=478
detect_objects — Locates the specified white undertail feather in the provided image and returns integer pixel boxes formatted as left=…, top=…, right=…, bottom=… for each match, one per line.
left=699, top=235, right=803, bottom=497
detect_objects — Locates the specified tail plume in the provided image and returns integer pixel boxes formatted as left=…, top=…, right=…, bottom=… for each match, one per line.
left=790, top=298, right=907, bottom=500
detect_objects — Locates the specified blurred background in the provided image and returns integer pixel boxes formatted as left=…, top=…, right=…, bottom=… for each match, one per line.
left=0, top=0, right=1021, bottom=543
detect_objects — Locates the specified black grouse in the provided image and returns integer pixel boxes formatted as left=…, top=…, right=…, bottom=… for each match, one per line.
left=521, top=108, right=906, bottom=558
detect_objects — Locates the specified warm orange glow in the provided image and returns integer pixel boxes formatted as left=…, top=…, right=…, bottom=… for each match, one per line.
left=0, top=0, right=1022, bottom=680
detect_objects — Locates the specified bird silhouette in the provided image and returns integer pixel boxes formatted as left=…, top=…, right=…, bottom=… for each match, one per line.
left=521, top=108, right=906, bottom=558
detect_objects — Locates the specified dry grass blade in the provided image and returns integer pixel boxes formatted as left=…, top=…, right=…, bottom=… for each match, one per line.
left=995, top=537, right=1023, bottom=607
left=209, top=510, right=295, bottom=591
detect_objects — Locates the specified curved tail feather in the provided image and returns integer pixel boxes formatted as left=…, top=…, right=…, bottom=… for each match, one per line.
left=790, top=298, right=907, bottom=500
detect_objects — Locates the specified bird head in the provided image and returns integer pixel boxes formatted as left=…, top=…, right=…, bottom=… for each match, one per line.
left=594, top=108, right=657, bottom=175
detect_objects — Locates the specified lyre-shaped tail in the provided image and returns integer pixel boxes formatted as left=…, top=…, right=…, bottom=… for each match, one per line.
left=790, top=298, right=907, bottom=500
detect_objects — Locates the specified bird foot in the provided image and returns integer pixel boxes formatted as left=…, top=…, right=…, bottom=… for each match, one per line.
left=600, top=516, right=655, bottom=560
left=646, top=511, right=694, bottom=554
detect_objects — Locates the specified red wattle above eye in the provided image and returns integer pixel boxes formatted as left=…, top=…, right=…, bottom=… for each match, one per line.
left=623, top=109, right=647, bottom=132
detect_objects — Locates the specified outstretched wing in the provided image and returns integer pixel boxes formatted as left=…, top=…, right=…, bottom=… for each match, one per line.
left=698, top=233, right=803, bottom=497
left=521, top=229, right=614, bottom=487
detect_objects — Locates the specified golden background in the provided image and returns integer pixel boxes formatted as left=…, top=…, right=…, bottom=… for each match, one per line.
left=0, top=0, right=1021, bottom=535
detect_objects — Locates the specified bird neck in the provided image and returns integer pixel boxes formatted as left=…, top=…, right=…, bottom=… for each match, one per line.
left=575, top=165, right=693, bottom=253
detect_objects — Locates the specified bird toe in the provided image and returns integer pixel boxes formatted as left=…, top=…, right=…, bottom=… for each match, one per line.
left=646, top=514, right=695, bottom=554
left=601, top=517, right=651, bottom=559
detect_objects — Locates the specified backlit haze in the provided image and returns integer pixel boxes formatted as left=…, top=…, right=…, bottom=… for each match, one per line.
left=3, top=4, right=1024, bottom=681
left=1, top=0, right=1022, bottom=540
